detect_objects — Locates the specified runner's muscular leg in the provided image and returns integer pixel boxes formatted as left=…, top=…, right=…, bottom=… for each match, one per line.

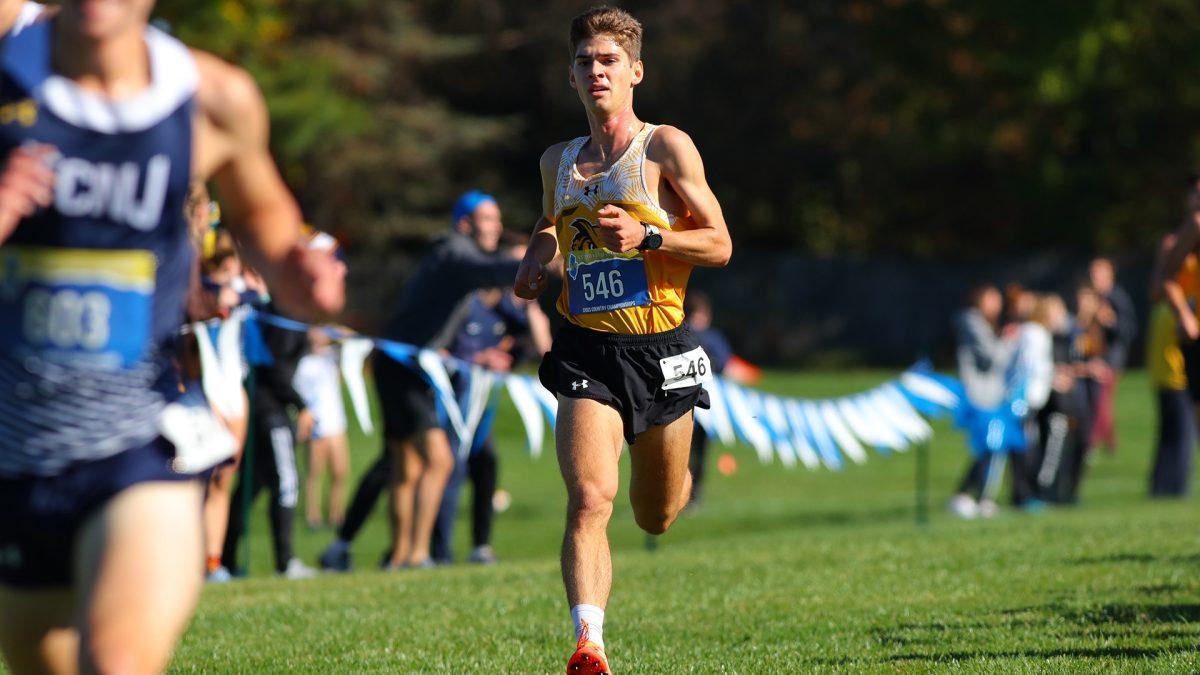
left=557, top=397, right=624, bottom=608
left=76, top=481, right=204, bottom=674
left=629, top=410, right=695, bottom=535
left=0, top=587, right=76, bottom=675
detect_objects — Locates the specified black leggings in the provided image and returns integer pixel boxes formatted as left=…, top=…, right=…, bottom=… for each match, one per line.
left=431, top=440, right=498, bottom=562
left=337, top=446, right=390, bottom=543
left=222, top=412, right=300, bottom=573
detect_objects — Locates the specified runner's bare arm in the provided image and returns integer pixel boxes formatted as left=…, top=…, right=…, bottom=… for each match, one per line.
left=515, top=143, right=566, bottom=299
left=193, top=53, right=344, bottom=320
left=594, top=126, right=731, bottom=266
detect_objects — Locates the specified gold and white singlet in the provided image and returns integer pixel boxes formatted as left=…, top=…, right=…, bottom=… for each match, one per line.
left=553, top=123, right=692, bottom=335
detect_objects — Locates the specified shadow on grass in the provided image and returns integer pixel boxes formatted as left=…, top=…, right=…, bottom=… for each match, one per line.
left=688, top=504, right=914, bottom=538
left=1137, top=583, right=1186, bottom=596
left=1067, top=552, right=1158, bottom=564
left=884, top=645, right=1186, bottom=663
left=1061, top=603, right=1200, bottom=625
left=860, top=601, right=1200, bottom=664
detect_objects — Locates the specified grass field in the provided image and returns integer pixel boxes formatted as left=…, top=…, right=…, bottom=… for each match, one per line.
left=169, top=370, right=1200, bottom=673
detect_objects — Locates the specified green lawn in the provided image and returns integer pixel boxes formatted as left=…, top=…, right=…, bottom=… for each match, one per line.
left=171, top=370, right=1200, bottom=672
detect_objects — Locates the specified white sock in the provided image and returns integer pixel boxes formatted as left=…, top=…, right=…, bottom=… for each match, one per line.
left=571, top=604, right=605, bottom=649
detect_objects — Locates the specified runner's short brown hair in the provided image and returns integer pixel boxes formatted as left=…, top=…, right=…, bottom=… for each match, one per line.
left=570, top=6, right=643, bottom=62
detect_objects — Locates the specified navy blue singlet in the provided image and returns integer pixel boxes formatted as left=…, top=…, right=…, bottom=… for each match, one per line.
left=0, top=21, right=197, bottom=476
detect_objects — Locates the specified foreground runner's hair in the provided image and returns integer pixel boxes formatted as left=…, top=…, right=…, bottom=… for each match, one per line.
left=514, top=5, right=731, bottom=673
left=0, top=1, right=343, bottom=672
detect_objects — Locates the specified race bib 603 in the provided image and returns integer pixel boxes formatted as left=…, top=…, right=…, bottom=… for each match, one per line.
left=0, top=246, right=155, bottom=369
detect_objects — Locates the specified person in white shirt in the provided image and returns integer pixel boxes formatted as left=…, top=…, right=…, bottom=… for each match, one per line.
left=294, top=327, right=350, bottom=529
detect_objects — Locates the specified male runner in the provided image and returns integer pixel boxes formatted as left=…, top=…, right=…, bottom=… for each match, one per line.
left=513, top=7, right=731, bottom=673
left=0, top=2, right=344, bottom=673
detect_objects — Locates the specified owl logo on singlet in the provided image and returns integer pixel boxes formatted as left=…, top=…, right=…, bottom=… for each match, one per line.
left=568, top=218, right=603, bottom=252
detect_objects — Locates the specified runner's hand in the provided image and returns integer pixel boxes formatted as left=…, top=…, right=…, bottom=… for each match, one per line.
left=595, top=204, right=645, bottom=253
left=515, top=256, right=547, bottom=299
left=0, top=144, right=57, bottom=244
left=271, top=243, right=346, bottom=321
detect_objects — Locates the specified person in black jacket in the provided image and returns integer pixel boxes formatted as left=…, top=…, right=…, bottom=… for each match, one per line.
left=221, top=301, right=317, bottom=579
left=320, top=191, right=525, bottom=571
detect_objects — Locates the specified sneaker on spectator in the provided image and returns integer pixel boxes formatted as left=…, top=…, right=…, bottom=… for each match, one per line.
left=947, top=494, right=978, bottom=519
left=318, top=542, right=352, bottom=573
left=281, top=558, right=317, bottom=580
left=1018, top=498, right=1047, bottom=514
left=468, top=545, right=497, bottom=565
left=206, top=566, right=233, bottom=584
left=976, top=498, right=999, bottom=518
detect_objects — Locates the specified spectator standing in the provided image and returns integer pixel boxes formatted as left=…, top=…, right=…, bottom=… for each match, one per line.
left=221, top=297, right=319, bottom=579
left=431, top=288, right=551, bottom=564
left=1087, top=257, right=1137, bottom=454
left=683, top=291, right=733, bottom=507
left=294, top=327, right=351, bottom=529
left=1030, top=294, right=1093, bottom=504
left=319, top=191, right=523, bottom=571
left=1148, top=233, right=1199, bottom=496
left=948, top=284, right=1012, bottom=518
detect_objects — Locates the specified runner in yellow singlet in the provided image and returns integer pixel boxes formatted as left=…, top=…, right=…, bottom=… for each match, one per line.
left=514, top=7, right=731, bottom=674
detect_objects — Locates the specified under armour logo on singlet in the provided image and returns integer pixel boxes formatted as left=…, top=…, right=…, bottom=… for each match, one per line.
left=572, top=380, right=589, bottom=390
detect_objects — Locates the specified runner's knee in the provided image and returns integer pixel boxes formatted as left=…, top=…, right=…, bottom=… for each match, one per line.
left=567, top=483, right=615, bottom=525
left=631, top=497, right=682, bottom=535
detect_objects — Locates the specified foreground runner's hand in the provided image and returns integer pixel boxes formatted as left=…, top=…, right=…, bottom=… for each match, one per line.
left=270, top=242, right=347, bottom=321
left=595, top=204, right=645, bottom=253
left=0, top=144, right=57, bottom=244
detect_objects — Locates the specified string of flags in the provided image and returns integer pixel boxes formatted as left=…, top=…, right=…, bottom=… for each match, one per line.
left=192, top=309, right=972, bottom=469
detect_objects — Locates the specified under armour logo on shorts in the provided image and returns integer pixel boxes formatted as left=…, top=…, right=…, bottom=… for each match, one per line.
left=572, top=380, right=589, bottom=390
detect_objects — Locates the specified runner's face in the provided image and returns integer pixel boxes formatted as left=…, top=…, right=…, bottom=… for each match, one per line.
left=570, top=36, right=642, bottom=116
left=60, top=0, right=154, bottom=40
left=469, top=201, right=503, bottom=253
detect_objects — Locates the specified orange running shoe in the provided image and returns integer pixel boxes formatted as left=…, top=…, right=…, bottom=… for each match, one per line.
left=567, top=623, right=610, bottom=674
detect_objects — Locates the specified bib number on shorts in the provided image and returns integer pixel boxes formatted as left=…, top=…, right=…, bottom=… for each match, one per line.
left=659, top=346, right=712, bottom=391
left=159, top=400, right=238, bottom=473
left=0, top=246, right=155, bottom=369
left=567, top=253, right=650, bottom=315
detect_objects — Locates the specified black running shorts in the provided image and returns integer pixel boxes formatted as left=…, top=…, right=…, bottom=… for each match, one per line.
left=539, top=322, right=711, bottom=445
left=373, top=352, right=440, bottom=442
left=0, top=438, right=196, bottom=588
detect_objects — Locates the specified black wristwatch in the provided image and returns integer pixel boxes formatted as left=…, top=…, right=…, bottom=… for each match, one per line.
left=637, top=222, right=663, bottom=251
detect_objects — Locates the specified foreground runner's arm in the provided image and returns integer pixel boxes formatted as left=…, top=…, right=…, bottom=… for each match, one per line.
left=515, top=143, right=567, bottom=299
left=595, top=125, right=731, bottom=267
left=192, top=52, right=344, bottom=321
